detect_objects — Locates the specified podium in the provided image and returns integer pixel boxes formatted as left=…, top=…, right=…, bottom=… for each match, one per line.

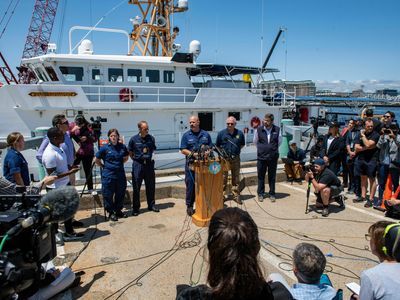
left=192, top=159, right=226, bottom=227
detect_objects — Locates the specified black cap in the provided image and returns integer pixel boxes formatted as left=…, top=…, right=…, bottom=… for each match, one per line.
left=328, top=121, right=339, bottom=128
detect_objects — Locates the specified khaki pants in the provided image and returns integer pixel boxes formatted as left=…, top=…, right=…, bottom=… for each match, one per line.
left=223, top=156, right=241, bottom=197
left=284, top=163, right=303, bottom=180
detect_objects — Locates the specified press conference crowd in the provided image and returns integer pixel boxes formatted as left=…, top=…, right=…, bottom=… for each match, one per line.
left=1, top=110, right=400, bottom=299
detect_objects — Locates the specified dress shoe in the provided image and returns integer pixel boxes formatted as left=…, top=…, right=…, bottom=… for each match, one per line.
left=109, top=213, right=118, bottom=222
left=131, top=210, right=140, bottom=217
left=116, top=210, right=128, bottom=218
left=148, top=206, right=160, bottom=213
left=233, top=195, right=243, bottom=205
left=64, top=231, right=84, bottom=242
left=186, top=207, right=194, bottom=216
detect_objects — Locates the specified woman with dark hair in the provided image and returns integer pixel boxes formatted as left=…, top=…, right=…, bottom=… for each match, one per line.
left=3, top=132, right=30, bottom=186
left=177, top=207, right=293, bottom=300
left=95, top=128, right=129, bottom=221
left=352, top=221, right=400, bottom=299
left=71, top=114, right=97, bottom=191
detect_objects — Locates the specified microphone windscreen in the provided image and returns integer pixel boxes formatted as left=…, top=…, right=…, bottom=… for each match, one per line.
left=40, top=186, right=80, bottom=222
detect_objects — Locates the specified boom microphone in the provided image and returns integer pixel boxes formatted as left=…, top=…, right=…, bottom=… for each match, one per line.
left=20, top=187, right=80, bottom=229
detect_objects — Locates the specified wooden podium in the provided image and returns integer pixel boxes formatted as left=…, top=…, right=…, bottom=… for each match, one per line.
left=192, top=159, right=226, bottom=227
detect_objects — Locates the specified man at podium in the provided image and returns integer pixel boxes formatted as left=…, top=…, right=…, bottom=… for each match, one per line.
left=216, top=116, right=245, bottom=204
left=180, top=116, right=212, bottom=216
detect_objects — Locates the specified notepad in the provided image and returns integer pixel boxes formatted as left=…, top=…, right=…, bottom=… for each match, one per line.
left=346, top=282, right=360, bottom=295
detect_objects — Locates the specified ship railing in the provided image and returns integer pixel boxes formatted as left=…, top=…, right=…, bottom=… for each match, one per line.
left=27, top=83, right=291, bottom=106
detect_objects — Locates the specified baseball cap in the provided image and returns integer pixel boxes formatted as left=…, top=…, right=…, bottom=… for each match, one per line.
left=313, top=158, right=325, bottom=166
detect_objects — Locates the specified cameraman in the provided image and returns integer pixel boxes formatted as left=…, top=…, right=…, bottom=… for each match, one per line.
left=305, top=158, right=343, bottom=217
left=346, top=119, right=360, bottom=196
left=70, top=115, right=97, bottom=192
left=376, top=123, right=400, bottom=208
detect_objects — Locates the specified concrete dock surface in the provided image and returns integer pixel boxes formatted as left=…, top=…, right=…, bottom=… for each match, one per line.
left=53, top=177, right=397, bottom=300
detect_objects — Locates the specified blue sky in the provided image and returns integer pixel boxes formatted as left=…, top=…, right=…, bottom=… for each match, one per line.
left=0, top=0, right=399, bottom=91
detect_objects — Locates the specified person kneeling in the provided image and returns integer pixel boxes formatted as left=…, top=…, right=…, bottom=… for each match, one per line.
left=305, top=158, right=344, bottom=217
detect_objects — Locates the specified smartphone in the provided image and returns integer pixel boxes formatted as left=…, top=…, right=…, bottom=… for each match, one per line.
left=346, top=282, right=360, bottom=295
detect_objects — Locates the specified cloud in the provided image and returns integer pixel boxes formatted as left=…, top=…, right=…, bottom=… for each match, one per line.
left=315, top=80, right=400, bottom=93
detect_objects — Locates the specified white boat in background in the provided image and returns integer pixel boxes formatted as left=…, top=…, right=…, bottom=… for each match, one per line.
left=0, top=0, right=294, bottom=151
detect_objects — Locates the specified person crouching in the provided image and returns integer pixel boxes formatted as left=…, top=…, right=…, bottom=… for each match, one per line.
left=305, top=158, right=344, bottom=217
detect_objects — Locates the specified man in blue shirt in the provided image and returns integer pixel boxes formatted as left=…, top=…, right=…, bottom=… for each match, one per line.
left=253, top=113, right=282, bottom=202
left=180, top=116, right=212, bottom=216
left=128, top=121, right=159, bottom=216
left=215, top=116, right=245, bottom=204
left=269, top=243, right=337, bottom=300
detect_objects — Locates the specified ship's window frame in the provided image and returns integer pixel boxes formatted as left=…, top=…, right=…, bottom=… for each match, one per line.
left=35, top=66, right=50, bottom=82
left=45, top=66, right=59, bottom=81
left=163, top=70, right=175, bottom=83
left=33, top=67, right=45, bottom=82
left=127, top=69, right=142, bottom=82
left=92, top=69, right=102, bottom=81
left=108, top=68, right=124, bottom=82
left=145, top=69, right=160, bottom=83
left=59, top=66, right=84, bottom=82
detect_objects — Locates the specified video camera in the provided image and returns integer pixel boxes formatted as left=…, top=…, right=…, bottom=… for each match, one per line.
left=0, top=187, right=79, bottom=299
left=90, top=116, right=107, bottom=140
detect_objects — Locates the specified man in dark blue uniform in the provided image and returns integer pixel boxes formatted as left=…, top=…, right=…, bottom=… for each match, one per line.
left=180, top=115, right=212, bottom=216
left=128, top=121, right=159, bottom=216
left=215, top=116, right=245, bottom=204
left=253, top=113, right=282, bottom=203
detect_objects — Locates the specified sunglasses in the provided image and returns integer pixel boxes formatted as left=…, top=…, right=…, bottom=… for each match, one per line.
left=226, top=123, right=234, bottom=125
left=384, top=115, right=391, bottom=118
left=60, top=121, right=69, bottom=125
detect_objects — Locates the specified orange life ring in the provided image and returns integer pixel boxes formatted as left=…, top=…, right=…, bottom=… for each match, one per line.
left=119, top=88, right=134, bottom=102
left=250, top=116, right=261, bottom=129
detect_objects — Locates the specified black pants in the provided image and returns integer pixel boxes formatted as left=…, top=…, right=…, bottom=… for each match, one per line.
left=74, top=154, right=94, bottom=190
left=46, top=186, right=74, bottom=234
left=257, top=158, right=278, bottom=196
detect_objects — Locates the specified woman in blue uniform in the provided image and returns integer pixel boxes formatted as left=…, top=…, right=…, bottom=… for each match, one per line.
left=95, top=129, right=129, bottom=221
left=3, top=132, right=30, bottom=187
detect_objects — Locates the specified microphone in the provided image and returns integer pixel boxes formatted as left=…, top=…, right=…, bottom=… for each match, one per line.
left=20, top=187, right=80, bottom=230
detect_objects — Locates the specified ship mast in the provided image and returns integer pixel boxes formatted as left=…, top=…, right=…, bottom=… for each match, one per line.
left=128, top=0, right=187, bottom=56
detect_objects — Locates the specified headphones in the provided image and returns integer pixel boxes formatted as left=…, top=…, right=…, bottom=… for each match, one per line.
left=382, top=223, right=400, bottom=261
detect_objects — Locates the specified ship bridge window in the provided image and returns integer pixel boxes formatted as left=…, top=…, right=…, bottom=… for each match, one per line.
left=92, top=69, right=102, bottom=81
left=163, top=70, right=175, bottom=83
left=108, top=68, right=124, bottom=82
left=127, top=69, right=142, bottom=82
left=45, top=66, right=59, bottom=81
left=228, top=112, right=241, bottom=121
left=59, top=66, right=84, bottom=81
left=34, top=67, right=46, bottom=82
left=145, top=70, right=160, bottom=83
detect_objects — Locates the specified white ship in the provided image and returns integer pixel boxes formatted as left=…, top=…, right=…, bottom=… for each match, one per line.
left=0, top=0, right=293, bottom=150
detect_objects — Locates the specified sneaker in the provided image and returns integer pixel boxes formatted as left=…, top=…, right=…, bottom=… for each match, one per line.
left=336, top=196, right=345, bottom=208
left=353, top=196, right=365, bottom=203
left=64, top=232, right=84, bottom=242
left=186, top=207, right=194, bottom=216
left=364, top=200, right=373, bottom=208
left=322, top=207, right=329, bottom=217
left=257, top=194, right=264, bottom=202
left=270, top=195, right=276, bottom=203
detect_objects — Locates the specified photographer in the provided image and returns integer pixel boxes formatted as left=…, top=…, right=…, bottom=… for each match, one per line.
left=284, top=140, right=305, bottom=184
left=320, top=122, right=344, bottom=175
left=305, top=158, right=343, bottom=217
left=0, top=175, right=57, bottom=195
left=376, top=123, right=400, bottom=208
left=70, top=115, right=97, bottom=192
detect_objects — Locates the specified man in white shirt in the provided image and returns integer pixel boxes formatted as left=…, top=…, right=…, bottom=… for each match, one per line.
left=42, top=127, right=81, bottom=241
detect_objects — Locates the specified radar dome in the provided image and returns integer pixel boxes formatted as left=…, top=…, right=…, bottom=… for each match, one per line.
left=189, top=40, right=201, bottom=58
left=178, top=0, right=188, bottom=10
left=78, top=39, right=94, bottom=55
